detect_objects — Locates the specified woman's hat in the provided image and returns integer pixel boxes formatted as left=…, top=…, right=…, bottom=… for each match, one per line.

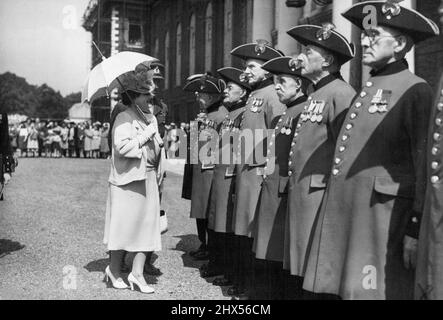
left=287, top=23, right=355, bottom=65
left=342, top=1, right=440, bottom=44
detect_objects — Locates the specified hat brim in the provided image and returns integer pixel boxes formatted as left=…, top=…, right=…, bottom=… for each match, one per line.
left=217, top=67, right=251, bottom=90
left=342, top=1, right=439, bottom=44
left=287, top=25, right=355, bottom=65
left=231, top=43, right=283, bottom=62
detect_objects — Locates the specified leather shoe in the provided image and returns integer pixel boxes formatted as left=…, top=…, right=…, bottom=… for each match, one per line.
left=227, top=286, right=245, bottom=296
left=199, top=264, right=208, bottom=272
left=201, top=268, right=223, bottom=278
left=193, top=251, right=209, bottom=260
left=144, top=264, right=163, bottom=276
left=213, top=278, right=232, bottom=286
left=189, top=245, right=207, bottom=257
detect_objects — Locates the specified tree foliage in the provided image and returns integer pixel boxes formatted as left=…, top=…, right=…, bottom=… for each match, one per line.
left=0, top=72, right=80, bottom=119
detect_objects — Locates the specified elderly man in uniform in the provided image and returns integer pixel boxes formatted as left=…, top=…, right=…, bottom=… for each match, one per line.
left=249, top=56, right=312, bottom=300
left=228, top=40, right=286, bottom=299
left=415, top=0, right=443, bottom=300
left=183, top=73, right=228, bottom=275
left=302, top=1, right=439, bottom=300
left=282, top=24, right=356, bottom=300
left=1, top=113, right=15, bottom=201
left=206, top=67, right=250, bottom=287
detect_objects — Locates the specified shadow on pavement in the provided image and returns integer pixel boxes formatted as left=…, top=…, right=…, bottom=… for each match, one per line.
left=0, top=239, right=25, bottom=258
left=84, top=258, right=108, bottom=273
left=172, top=234, right=207, bottom=270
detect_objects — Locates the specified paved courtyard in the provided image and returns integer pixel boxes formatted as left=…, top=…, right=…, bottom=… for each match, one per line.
left=0, top=157, right=229, bottom=300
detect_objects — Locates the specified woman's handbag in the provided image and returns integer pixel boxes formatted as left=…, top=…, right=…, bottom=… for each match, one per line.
left=160, top=210, right=168, bottom=234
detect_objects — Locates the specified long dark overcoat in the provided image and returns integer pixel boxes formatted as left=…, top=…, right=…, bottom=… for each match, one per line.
left=233, top=79, right=285, bottom=237
left=415, top=74, right=443, bottom=300
left=283, top=74, right=355, bottom=276
left=303, top=60, right=433, bottom=300
left=252, top=96, right=307, bottom=262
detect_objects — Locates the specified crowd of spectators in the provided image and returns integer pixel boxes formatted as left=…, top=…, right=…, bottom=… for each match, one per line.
left=8, top=118, right=111, bottom=159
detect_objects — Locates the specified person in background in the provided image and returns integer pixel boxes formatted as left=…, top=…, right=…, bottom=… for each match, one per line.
left=9, top=123, right=18, bottom=155
left=51, top=123, right=62, bottom=158
left=68, top=122, right=76, bottom=158
left=60, top=122, right=69, bottom=158
left=91, top=122, right=102, bottom=159
left=100, top=123, right=110, bottom=159
left=44, top=123, right=54, bottom=158
left=26, top=122, right=39, bottom=158
left=83, top=122, right=93, bottom=158
left=18, top=123, right=28, bottom=157
left=77, top=122, right=85, bottom=158
left=1, top=113, right=15, bottom=201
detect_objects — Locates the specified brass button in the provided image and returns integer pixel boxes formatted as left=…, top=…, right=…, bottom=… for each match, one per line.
left=288, top=161, right=292, bottom=166
left=332, top=169, right=340, bottom=176
left=438, top=103, right=443, bottom=111
left=412, top=217, right=419, bottom=223
left=278, top=119, right=283, bottom=123
left=432, top=161, right=439, bottom=170
left=432, top=147, right=440, bottom=155
left=270, top=142, right=273, bottom=146
left=291, top=142, right=296, bottom=147
left=346, top=124, right=353, bottom=131
left=294, top=133, right=299, bottom=137
left=436, top=118, right=443, bottom=126
left=289, top=151, right=294, bottom=156
left=339, top=146, right=346, bottom=153
left=360, top=91, right=367, bottom=98
left=334, top=158, right=342, bottom=165
left=355, top=102, right=362, bottom=108
left=366, top=81, right=373, bottom=87
left=431, top=176, right=440, bottom=184
left=342, top=135, right=349, bottom=141
left=297, top=124, right=302, bottom=129
left=434, top=133, right=442, bottom=142
left=350, top=113, right=357, bottom=120
left=288, top=171, right=293, bottom=176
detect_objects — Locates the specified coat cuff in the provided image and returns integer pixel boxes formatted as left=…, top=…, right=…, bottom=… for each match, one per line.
left=405, top=210, right=421, bottom=239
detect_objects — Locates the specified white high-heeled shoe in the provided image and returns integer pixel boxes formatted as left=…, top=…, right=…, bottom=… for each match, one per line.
left=104, top=266, right=129, bottom=289
left=128, top=273, right=155, bottom=294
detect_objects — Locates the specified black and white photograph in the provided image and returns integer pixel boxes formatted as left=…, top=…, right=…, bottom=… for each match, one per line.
left=1, top=0, right=443, bottom=304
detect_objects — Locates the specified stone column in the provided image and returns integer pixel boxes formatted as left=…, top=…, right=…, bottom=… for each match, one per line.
left=332, top=0, right=354, bottom=82
left=252, top=0, right=274, bottom=42
left=276, top=0, right=303, bottom=56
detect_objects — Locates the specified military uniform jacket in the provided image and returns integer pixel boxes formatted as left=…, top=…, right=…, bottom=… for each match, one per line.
left=233, top=79, right=286, bottom=237
left=415, top=74, right=443, bottom=300
left=252, top=96, right=307, bottom=262
left=208, top=102, right=246, bottom=233
left=1, top=113, right=15, bottom=184
left=303, top=60, right=433, bottom=300
left=283, top=74, right=355, bottom=274
left=190, top=104, right=228, bottom=219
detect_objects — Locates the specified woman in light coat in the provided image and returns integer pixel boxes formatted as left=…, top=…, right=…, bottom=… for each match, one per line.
left=103, top=71, right=163, bottom=294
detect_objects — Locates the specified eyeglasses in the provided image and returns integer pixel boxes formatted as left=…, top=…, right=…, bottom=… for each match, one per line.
left=360, top=30, right=399, bottom=46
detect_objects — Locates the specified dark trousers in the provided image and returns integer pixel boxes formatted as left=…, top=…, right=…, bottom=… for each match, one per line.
left=206, top=229, right=226, bottom=273
left=196, top=218, right=207, bottom=249
left=231, top=236, right=254, bottom=292
left=250, top=259, right=285, bottom=300
left=282, top=272, right=303, bottom=300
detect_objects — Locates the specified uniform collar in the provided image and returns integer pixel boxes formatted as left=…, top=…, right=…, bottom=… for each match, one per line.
left=207, top=101, right=221, bottom=114
left=252, top=77, right=274, bottom=91
left=370, top=59, right=409, bottom=77
left=225, top=99, right=246, bottom=112
left=313, top=72, right=343, bottom=91
left=286, top=95, right=307, bottom=108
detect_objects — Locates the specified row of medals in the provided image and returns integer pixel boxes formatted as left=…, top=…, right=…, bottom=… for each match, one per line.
left=280, top=117, right=294, bottom=136
left=301, top=100, right=325, bottom=123
left=250, top=98, right=264, bottom=113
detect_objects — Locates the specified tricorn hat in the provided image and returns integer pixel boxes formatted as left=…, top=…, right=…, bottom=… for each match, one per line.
left=231, top=40, right=284, bottom=62
left=183, top=73, right=226, bottom=94
left=217, top=67, right=251, bottom=90
left=341, top=1, right=440, bottom=44
left=287, top=23, right=355, bottom=65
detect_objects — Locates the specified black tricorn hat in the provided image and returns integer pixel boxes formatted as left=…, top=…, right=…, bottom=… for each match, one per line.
left=262, top=56, right=312, bottom=89
left=217, top=67, right=251, bottom=90
left=287, top=23, right=355, bottom=65
left=183, top=73, right=226, bottom=94
left=342, top=1, right=440, bottom=44
left=231, top=40, right=284, bottom=62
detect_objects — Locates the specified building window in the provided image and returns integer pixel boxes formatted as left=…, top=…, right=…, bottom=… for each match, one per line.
left=165, top=31, right=170, bottom=89
left=205, top=3, right=213, bottom=71
left=124, top=21, right=144, bottom=48
left=189, top=14, right=196, bottom=75
left=176, top=23, right=182, bottom=86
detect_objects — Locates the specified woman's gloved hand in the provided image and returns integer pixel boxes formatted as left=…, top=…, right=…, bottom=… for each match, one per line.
left=137, top=123, right=158, bottom=147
